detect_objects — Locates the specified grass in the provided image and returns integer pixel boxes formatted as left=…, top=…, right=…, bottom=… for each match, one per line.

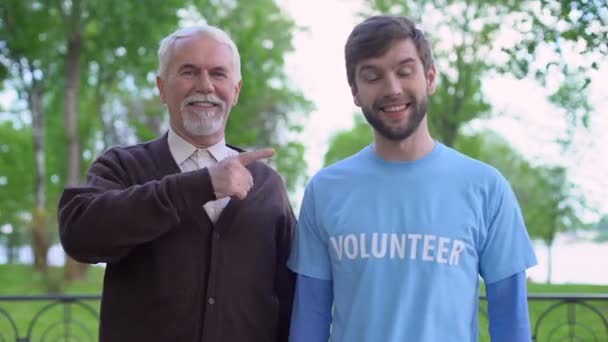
left=0, top=264, right=104, bottom=341
left=478, top=282, right=608, bottom=341
left=1, top=264, right=607, bottom=341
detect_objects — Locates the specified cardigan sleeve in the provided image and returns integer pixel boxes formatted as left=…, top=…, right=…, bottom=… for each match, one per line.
left=58, top=147, right=216, bottom=264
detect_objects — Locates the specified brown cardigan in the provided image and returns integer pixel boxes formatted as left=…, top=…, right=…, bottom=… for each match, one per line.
left=58, top=134, right=296, bottom=341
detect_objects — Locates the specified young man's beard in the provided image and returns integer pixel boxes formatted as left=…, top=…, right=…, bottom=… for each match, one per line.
left=362, top=96, right=428, bottom=142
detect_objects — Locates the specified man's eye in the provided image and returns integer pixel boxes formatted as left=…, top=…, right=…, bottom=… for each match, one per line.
left=362, top=73, right=380, bottom=82
left=398, top=69, right=412, bottom=77
left=181, top=70, right=195, bottom=76
left=212, top=72, right=227, bottom=79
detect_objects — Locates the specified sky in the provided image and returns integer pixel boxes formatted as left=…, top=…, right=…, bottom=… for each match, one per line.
left=279, top=0, right=608, bottom=221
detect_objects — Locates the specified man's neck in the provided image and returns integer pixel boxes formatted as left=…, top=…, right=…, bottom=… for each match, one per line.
left=171, top=125, right=224, bottom=150
left=373, top=123, right=435, bottom=162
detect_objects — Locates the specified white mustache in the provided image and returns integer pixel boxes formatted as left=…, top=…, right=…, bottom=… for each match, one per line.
left=180, top=94, right=225, bottom=111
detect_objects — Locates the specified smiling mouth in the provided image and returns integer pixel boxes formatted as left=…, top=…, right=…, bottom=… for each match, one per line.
left=380, top=102, right=411, bottom=113
left=187, top=101, right=219, bottom=108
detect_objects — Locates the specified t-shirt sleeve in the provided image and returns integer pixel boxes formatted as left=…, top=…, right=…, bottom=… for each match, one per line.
left=479, top=173, right=538, bottom=284
left=287, top=181, right=333, bottom=280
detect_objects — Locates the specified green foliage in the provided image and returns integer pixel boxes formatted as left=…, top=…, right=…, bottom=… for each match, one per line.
left=0, top=122, right=37, bottom=254
left=0, top=264, right=104, bottom=340
left=0, top=122, right=34, bottom=228
left=323, top=115, right=373, bottom=167
left=0, top=0, right=312, bottom=261
left=272, top=141, right=308, bottom=192
left=478, top=282, right=608, bottom=341
left=507, top=0, right=607, bottom=80
left=456, top=131, right=584, bottom=245
left=547, top=73, right=593, bottom=147
left=193, top=0, right=313, bottom=190
left=361, top=0, right=511, bottom=146
left=362, top=0, right=606, bottom=148
left=593, top=215, right=608, bottom=242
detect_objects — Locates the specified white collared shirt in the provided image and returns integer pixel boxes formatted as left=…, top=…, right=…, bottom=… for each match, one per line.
left=168, top=127, right=238, bottom=223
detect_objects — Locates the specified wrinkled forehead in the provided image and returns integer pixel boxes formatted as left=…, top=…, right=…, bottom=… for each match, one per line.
left=169, top=33, right=236, bottom=71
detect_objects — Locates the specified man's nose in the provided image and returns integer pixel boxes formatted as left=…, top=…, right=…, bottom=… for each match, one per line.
left=195, top=72, right=214, bottom=93
left=383, top=74, right=403, bottom=97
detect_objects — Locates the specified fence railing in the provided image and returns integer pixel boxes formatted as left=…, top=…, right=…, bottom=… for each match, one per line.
left=0, top=295, right=100, bottom=342
left=479, top=294, right=608, bottom=341
left=1, top=294, right=607, bottom=341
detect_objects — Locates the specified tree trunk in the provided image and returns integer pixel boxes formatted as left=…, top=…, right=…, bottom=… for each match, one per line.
left=7, top=230, right=18, bottom=263
left=546, top=242, right=553, bottom=284
left=31, top=208, right=49, bottom=272
left=29, top=83, right=50, bottom=272
left=63, top=25, right=89, bottom=282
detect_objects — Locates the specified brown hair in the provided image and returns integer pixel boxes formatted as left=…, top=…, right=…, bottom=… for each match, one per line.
left=345, top=15, right=434, bottom=88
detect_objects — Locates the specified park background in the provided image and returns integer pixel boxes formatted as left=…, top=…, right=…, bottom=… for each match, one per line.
left=0, top=0, right=607, bottom=341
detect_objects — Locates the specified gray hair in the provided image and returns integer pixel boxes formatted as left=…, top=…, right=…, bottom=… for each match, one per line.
left=157, top=25, right=242, bottom=81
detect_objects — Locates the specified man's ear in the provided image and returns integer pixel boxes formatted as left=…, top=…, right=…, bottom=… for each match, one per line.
left=232, top=80, right=243, bottom=106
left=351, top=84, right=361, bottom=107
left=156, top=75, right=167, bottom=104
left=426, top=64, right=437, bottom=95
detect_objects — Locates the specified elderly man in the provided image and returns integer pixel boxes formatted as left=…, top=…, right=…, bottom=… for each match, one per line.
left=58, top=25, right=295, bottom=342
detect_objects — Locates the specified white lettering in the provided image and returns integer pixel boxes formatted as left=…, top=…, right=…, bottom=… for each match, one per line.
left=449, top=239, right=465, bottom=265
left=360, top=233, right=370, bottom=258
left=329, top=233, right=466, bottom=267
left=371, top=233, right=388, bottom=258
left=422, top=235, right=436, bottom=262
left=390, top=234, right=406, bottom=259
left=330, top=236, right=343, bottom=261
left=436, top=237, right=450, bottom=264
left=408, top=234, right=422, bottom=260
left=344, top=235, right=358, bottom=259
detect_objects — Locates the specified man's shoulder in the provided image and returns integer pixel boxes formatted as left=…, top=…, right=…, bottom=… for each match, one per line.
left=315, top=146, right=370, bottom=178
left=101, top=135, right=166, bottom=159
left=442, top=145, right=503, bottom=179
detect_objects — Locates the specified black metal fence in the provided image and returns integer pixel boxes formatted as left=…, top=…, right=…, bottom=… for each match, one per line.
left=0, top=294, right=607, bottom=341
left=0, top=295, right=100, bottom=342
left=479, top=294, right=608, bottom=341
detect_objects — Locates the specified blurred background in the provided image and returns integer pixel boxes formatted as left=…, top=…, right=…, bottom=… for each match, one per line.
left=0, top=0, right=607, bottom=340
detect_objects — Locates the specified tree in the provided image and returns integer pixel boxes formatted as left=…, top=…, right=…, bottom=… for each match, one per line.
left=0, top=1, right=63, bottom=271
left=594, top=215, right=608, bottom=242
left=507, top=0, right=607, bottom=84
left=1, top=0, right=311, bottom=284
left=456, top=132, right=583, bottom=283
left=323, top=115, right=373, bottom=167
left=191, top=0, right=313, bottom=191
left=363, top=0, right=607, bottom=147
left=48, top=0, right=188, bottom=281
left=0, top=122, right=35, bottom=263
left=362, top=0, right=510, bottom=146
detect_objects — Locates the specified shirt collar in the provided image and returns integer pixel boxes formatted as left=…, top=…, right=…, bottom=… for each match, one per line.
left=167, top=127, right=235, bottom=165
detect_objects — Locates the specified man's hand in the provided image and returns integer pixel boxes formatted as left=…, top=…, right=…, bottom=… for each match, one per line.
left=208, top=148, right=275, bottom=200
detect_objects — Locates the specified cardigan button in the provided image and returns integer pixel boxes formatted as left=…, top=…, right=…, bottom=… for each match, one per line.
left=208, top=297, right=215, bottom=305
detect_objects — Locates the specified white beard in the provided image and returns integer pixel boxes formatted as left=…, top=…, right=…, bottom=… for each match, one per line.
left=182, top=110, right=224, bottom=136
left=179, top=93, right=227, bottom=136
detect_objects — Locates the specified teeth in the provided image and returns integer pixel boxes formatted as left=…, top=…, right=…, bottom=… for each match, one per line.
left=384, top=104, right=407, bottom=112
left=190, top=101, right=215, bottom=107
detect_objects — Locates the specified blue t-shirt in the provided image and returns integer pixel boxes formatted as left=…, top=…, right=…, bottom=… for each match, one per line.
left=287, top=142, right=537, bottom=342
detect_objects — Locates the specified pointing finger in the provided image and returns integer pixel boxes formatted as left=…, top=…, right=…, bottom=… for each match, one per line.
left=237, top=148, right=275, bottom=166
